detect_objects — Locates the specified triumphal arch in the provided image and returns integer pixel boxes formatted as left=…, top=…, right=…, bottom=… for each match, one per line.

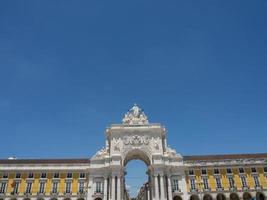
left=88, top=104, right=188, bottom=200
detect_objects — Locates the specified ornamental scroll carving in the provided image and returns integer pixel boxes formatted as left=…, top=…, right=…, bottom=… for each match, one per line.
left=123, top=135, right=149, bottom=146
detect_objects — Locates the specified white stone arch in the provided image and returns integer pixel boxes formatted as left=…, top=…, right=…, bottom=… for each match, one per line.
left=123, top=147, right=152, bottom=166
left=88, top=104, right=186, bottom=200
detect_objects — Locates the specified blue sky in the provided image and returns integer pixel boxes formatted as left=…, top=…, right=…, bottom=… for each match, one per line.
left=0, top=1, right=267, bottom=197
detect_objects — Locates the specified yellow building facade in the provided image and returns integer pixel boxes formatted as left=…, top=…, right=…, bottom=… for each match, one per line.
left=0, top=159, right=89, bottom=200
left=182, top=154, right=267, bottom=200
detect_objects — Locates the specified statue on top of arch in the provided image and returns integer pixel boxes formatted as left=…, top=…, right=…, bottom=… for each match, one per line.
left=122, top=104, right=149, bottom=125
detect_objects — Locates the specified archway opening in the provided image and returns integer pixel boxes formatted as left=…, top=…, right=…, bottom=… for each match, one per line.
left=190, top=194, right=200, bottom=200
left=230, top=193, right=239, bottom=200
left=203, top=194, right=213, bottom=200
left=243, top=192, right=252, bottom=200
left=173, top=195, right=183, bottom=200
left=256, top=192, right=265, bottom=200
left=217, top=193, right=226, bottom=200
left=124, top=159, right=148, bottom=199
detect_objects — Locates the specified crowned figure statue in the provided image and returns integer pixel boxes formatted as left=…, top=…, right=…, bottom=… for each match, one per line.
left=122, top=104, right=149, bottom=125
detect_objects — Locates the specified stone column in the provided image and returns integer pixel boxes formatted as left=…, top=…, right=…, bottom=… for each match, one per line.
left=154, top=175, right=159, bottom=200
left=109, top=176, right=112, bottom=200
left=87, top=177, right=93, bottom=200
left=104, top=176, right=108, bottom=200
left=180, top=175, right=189, bottom=200
left=111, top=175, right=116, bottom=200
left=167, top=175, right=173, bottom=200
left=117, top=176, right=121, bottom=200
left=160, top=174, right=166, bottom=200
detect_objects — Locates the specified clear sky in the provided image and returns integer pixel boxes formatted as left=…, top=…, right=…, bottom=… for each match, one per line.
left=0, top=1, right=267, bottom=197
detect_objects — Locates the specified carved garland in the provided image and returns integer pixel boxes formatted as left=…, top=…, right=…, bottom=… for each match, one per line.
left=123, top=135, right=149, bottom=145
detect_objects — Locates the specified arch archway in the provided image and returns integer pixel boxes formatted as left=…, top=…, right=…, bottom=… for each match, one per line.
left=173, top=196, right=183, bottom=200
left=203, top=194, right=213, bottom=200
left=243, top=192, right=252, bottom=200
left=230, top=193, right=239, bottom=200
left=190, top=194, right=200, bottom=200
left=124, top=159, right=149, bottom=198
left=217, top=193, right=226, bottom=200
left=123, top=148, right=152, bottom=198
left=256, top=192, right=265, bottom=200
left=87, top=105, right=185, bottom=200
left=123, top=148, right=151, bottom=166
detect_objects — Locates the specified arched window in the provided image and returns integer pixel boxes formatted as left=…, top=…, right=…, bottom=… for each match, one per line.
left=173, top=196, right=183, bottom=200
left=256, top=192, right=266, bottom=200
left=230, top=193, right=239, bottom=200
left=217, top=193, right=226, bottom=200
left=190, top=194, right=200, bottom=200
left=203, top=194, right=213, bottom=200
left=243, top=192, right=252, bottom=200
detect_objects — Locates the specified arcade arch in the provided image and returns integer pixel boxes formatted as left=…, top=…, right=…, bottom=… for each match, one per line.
left=190, top=194, right=200, bottom=200
left=230, top=193, right=239, bottom=200
left=256, top=192, right=265, bottom=200
left=203, top=194, right=213, bottom=200
left=243, top=192, right=252, bottom=200
left=173, top=196, right=183, bottom=200
left=216, top=193, right=226, bottom=200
